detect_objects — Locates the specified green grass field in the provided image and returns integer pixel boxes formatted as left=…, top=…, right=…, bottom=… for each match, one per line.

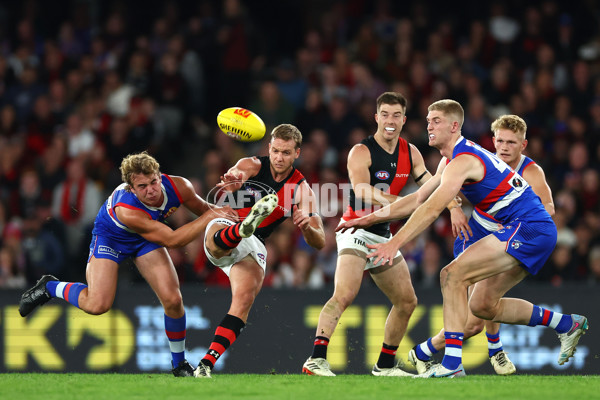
left=1, top=374, right=599, bottom=400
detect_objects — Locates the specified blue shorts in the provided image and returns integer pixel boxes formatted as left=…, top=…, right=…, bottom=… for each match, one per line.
left=454, top=218, right=557, bottom=275
left=88, top=234, right=162, bottom=264
left=453, top=218, right=489, bottom=258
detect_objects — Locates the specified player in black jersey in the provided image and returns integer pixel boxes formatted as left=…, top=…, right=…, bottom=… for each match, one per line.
left=302, top=92, right=468, bottom=377
left=194, top=124, right=325, bottom=378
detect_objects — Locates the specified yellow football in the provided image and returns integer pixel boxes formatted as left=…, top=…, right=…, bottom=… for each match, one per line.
left=217, top=107, right=266, bottom=142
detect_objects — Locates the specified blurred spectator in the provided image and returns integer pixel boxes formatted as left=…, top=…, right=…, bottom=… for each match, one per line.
left=0, top=0, right=598, bottom=288
left=21, top=211, right=65, bottom=284
left=51, top=158, right=102, bottom=264
left=0, top=245, right=26, bottom=288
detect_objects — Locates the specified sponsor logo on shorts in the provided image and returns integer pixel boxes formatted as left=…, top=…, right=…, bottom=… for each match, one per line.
left=98, top=245, right=120, bottom=257
left=354, top=238, right=366, bottom=246
left=375, top=171, right=390, bottom=180
left=257, top=253, right=266, bottom=261
left=511, top=240, right=522, bottom=250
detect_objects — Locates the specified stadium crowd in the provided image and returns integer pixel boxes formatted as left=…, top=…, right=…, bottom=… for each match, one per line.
left=0, top=0, right=599, bottom=290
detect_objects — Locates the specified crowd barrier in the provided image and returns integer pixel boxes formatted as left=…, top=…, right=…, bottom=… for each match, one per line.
left=0, top=284, right=595, bottom=374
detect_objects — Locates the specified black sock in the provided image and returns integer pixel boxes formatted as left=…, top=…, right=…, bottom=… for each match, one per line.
left=377, top=343, right=398, bottom=368
left=311, top=336, right=330, bottom=359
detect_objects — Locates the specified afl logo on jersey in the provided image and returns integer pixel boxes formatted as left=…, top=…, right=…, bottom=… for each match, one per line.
left=375, top=171, right=390, bottom=180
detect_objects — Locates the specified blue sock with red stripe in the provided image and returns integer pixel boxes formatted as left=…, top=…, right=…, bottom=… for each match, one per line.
left=165, top=313, right=186, bottom=367
left=486, top=331, right=503, bottom=357
left=201, top=314, right=245, bottom=369
left=377, top=343, right=398, bottom=368
left=46, top=281, right=87, bottom=308
left=214, top=224, right=243, bottom=250
left=415, top=337, right=439, bottom=361
left=528, top=305, right=573, bottom=334
left=441, top=331, right=464, bottom=370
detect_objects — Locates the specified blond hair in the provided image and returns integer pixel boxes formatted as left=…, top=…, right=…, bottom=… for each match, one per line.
left=271, top=123, right=303, bottom=148
left=120, top=151, right=161, bottom=189
left=491, top=114, right=527, bottom=140
left=428, top=99, right=465, bottom=128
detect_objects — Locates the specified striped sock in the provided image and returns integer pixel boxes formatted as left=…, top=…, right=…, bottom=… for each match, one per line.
left=441, top=331, right=463, bottom=370
left=528, top=305, right=573, bottom=333
left=377, top=343, right=398, bottom=368
left=311, top=336, right=330, bottom=359
left=165, top=313, right=186, bottom=367
left=486, top=331, right=503, bottom=357
left=46, top=281, right=87, bottom=308
left=213, top=224, right=243, bottom=250
left=201, top=314, right=245, bottom=368
left=415, top=337, right=439, bottom=361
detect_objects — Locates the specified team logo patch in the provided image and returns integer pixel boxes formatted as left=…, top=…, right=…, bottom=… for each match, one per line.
left=511, top=240, right=522, bottom=250
left=512, top=177, right=523, bottom=187
left=375, top=171, right=390, bottom=180
left=98, top=245, right=120, bottom=257
left=162, top=206, right=178, bottom=219
left=257, top=253, right=266, bottom=262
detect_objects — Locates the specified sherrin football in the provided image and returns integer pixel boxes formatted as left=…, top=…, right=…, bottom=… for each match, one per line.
left=217, top=107, right=266, bottom=142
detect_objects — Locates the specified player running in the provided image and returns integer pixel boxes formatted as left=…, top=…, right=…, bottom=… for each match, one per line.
left=408, top=114, right=556, bottom=376
left=19, top=151, right=234, bottom=377
left=338, top=100, right=588, bottom=378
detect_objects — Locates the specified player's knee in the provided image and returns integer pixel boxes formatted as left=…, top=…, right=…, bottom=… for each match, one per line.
left=161, top=291, right=184, bottom=313
left=440, top=263, right=467, bottom=289
left=233, top=291, right=257, bottom=311
left=85, top=302, right=112, bottom=315
left=469, top=299, right=495, bottom=321
left=399, top=293, right=417, bottom=314
left=331, top=292, right=357, bottom=310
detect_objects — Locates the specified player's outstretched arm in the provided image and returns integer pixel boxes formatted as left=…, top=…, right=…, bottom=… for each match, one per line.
left=116, top=205, right=234, bottom=248
left=216, top=157, right=262, bottom=192
left=366, top=156, right=474, bottom=265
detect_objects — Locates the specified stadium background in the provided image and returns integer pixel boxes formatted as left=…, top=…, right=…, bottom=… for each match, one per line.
left=0, top=0, right=598, bottom=374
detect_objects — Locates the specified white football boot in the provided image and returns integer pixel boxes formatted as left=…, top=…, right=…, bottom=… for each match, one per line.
left=489, top=350, right=516, bottom=375
left=240, top=194, right=278, bottom=238
left=557, top=314, right=589, bottom=365
left=302, top=357, right=336, bottom=376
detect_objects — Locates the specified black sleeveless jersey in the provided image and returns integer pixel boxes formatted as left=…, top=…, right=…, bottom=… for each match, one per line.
left=343, top=135, right=413, bottom=237
left=229, top=156, right=306, bottom=242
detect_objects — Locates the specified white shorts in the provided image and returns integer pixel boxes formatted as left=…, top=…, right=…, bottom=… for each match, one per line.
left=204, top=218, right=267, bottom=277
left=335, top=219, right=402, bottom=271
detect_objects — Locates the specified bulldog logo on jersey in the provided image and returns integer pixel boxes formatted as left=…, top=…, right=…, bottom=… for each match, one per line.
left=512, top=177, right=524, bottom=188
left=375, top=171, right=390, bottom=180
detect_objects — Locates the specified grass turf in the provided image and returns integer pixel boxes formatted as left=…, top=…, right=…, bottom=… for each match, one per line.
left=1, top=373, right=599, bottom=400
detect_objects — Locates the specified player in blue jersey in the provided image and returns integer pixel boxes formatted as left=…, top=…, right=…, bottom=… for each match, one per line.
left=193, top=124, right=326, bottom=378
left=18, top=151, right=236, bottom=377
left=408, top=114, right=556, bottom=376
left=338, top=100, right=588, bottom=378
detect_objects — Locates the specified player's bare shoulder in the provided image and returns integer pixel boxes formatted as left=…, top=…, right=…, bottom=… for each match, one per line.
left=348, top=143, right=372, bottom=167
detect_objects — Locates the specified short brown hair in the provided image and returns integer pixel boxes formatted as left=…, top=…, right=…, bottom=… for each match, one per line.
left=120, top=151, right=161, bottom=189
left=271, top=123, right=302, bottom=148
left=428, top=99, right=465, bottom=128
left=491, top=114, right=527, bottom=140
left=376, top=92, right=408, bottom=113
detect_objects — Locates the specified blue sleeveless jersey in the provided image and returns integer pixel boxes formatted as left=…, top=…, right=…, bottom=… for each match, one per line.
left=450, top=138, right=556, bottom=274
left=452, top=137, right=550, bottom=230
left=90, top=174, right=183, bottom=260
